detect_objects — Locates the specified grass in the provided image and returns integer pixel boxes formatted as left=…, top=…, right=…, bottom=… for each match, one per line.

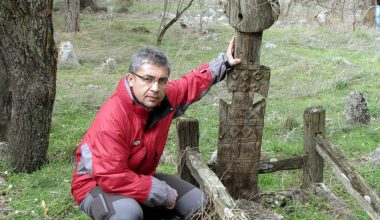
left=1, top=0, right=380, bottom=219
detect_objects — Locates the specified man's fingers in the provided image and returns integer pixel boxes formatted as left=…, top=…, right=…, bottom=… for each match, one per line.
left=228, top=36, right=235, bottom=54
left=167, top=190, right=178, bottom=209
left=227, top=36, right=241, bottom=66
left=229, top=58, right=241, bottom=66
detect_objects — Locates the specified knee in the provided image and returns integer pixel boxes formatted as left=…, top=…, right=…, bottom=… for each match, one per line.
left=109, top=198, right=143, bottom=220
left=176, top=188, right=207, bottom=219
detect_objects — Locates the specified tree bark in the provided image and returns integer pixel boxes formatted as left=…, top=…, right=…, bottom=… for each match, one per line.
left=64, top=0, right=80, bottom=32
left=0, top=52, right=11, bottom=142
left=0, top=0, right=57, bottom=173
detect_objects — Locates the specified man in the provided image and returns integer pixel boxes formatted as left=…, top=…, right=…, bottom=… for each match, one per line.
left=71, top=38, right=240, bottom=220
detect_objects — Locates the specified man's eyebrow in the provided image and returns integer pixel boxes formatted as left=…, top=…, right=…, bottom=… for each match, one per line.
left=141, top=73, right=155, bottom=78
left=143, top=73, right=168, bottom=79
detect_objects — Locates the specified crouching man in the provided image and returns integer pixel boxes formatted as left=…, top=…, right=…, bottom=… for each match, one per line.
left=71, top=38, right=240, bottom=220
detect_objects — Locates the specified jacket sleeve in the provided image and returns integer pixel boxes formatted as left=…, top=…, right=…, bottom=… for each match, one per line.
left=167, top=53, right=232, bottom=117
left=85, top=115, right=152, bottom=203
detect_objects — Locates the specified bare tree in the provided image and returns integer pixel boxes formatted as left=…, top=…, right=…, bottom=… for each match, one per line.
left=0, top=0, right=57, bottom=172
left=64, top=0, right=80, bottom=32
left=198, top=0, right=206, bottom=33
left=157, top=0, right=195, bottom=45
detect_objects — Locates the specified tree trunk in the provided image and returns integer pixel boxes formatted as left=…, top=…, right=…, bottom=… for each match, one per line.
left=0, top=0, right=57, bottom=173
left=0, top=52, right=11, bottom=142
left=64, top=0, right=80, bottom=32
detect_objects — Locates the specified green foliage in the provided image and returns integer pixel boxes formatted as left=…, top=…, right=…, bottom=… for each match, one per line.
left=1, top=0, right=379, bottom=219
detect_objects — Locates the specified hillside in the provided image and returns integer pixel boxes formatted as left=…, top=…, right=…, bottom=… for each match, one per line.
left=0, top=0, right=379, bottom=219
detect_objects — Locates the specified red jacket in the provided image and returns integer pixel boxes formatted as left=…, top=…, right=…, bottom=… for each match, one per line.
left=71, top=56, right=230, bottom=204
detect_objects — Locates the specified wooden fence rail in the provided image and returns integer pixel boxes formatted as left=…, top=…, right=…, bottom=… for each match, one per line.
left=175, top=106, right=380, bottom=219
left=176, top=119, right=281, bottom=220
left=303, top=107, right=380, bottom=220
left=315, top=135, right=380, bottom=219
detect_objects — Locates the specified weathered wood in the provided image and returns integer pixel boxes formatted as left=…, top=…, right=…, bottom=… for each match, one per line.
left=225, top=0, right=280, bottom=32
left=187, top=148, right=282, bottom=219
left=216, top=44, right=271, bottom=200
left=216, top=0, right=278, bottom=199
left=316, top=135, right=380, bottom=219
left=302, top=107, right=325, bottom=188
left=259, top=155, right=305, bottom=173
left=185, top=147, right=249, bottom=220
left=176, top=118, right=198, bottom=186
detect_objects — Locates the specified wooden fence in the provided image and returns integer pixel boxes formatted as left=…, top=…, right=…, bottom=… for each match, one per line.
left=176, top=107, right=380, bottom=220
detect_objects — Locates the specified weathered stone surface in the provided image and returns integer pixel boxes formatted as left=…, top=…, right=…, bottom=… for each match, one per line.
left=367, top=147, right=380, bottom=165
left=179, top=16, right=192, bottom=28
left=315, top=10, right=328, bottom=26
left=59, top=41, right=79, bottom=68
left=345, top=90, right=370, bottom=124
left=101, top=58, right=117, bottom=74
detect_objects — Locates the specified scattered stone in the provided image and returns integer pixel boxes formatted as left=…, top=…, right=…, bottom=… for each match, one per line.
left=265, top=41, right=277, bottom=49
left=101, top=58, right=117, bottom=74
left=209, top=150, right=217, bottom=165
left=345, top=90, right=371, bottom=124
left=179, top=16, right=192, bottom=29
left=269, top=158, right=278, bottom=162
left=132, top=26, right=150, bottom=34
left=315, top=10, right=329, bottom=26
left=366, top=147, right=380, bottom=165
left=59, top=42, right=79, bottom=69
left=206, top=8, right=216, bottom=18
left=201, top=16, right=214, bottom=25
left=107, top=5, right=115, bottom=13
left=217, top=15, right=228, bottom=23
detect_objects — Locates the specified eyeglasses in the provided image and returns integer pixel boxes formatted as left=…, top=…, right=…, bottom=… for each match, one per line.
left=131, top=72, right=169, bottom=86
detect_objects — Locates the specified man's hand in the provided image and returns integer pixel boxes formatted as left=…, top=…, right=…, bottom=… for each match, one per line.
left=166, top=190, right=178, bottom=209
left=226, top=36, right=241, bottom=66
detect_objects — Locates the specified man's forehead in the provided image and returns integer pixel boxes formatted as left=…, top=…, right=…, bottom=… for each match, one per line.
left=137, top=63, right=169, bottom=76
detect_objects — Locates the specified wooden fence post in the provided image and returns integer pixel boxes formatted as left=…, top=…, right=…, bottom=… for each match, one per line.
left=176, top=118, right=199, bottom=186
left=303, top=106, right=325, bottom=188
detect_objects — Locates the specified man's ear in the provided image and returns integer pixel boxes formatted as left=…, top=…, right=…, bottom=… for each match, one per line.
left=126, top=73, right=134, bottom=87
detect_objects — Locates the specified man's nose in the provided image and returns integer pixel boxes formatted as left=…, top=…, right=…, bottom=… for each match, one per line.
left=150, top=81, right=159, bottom=91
